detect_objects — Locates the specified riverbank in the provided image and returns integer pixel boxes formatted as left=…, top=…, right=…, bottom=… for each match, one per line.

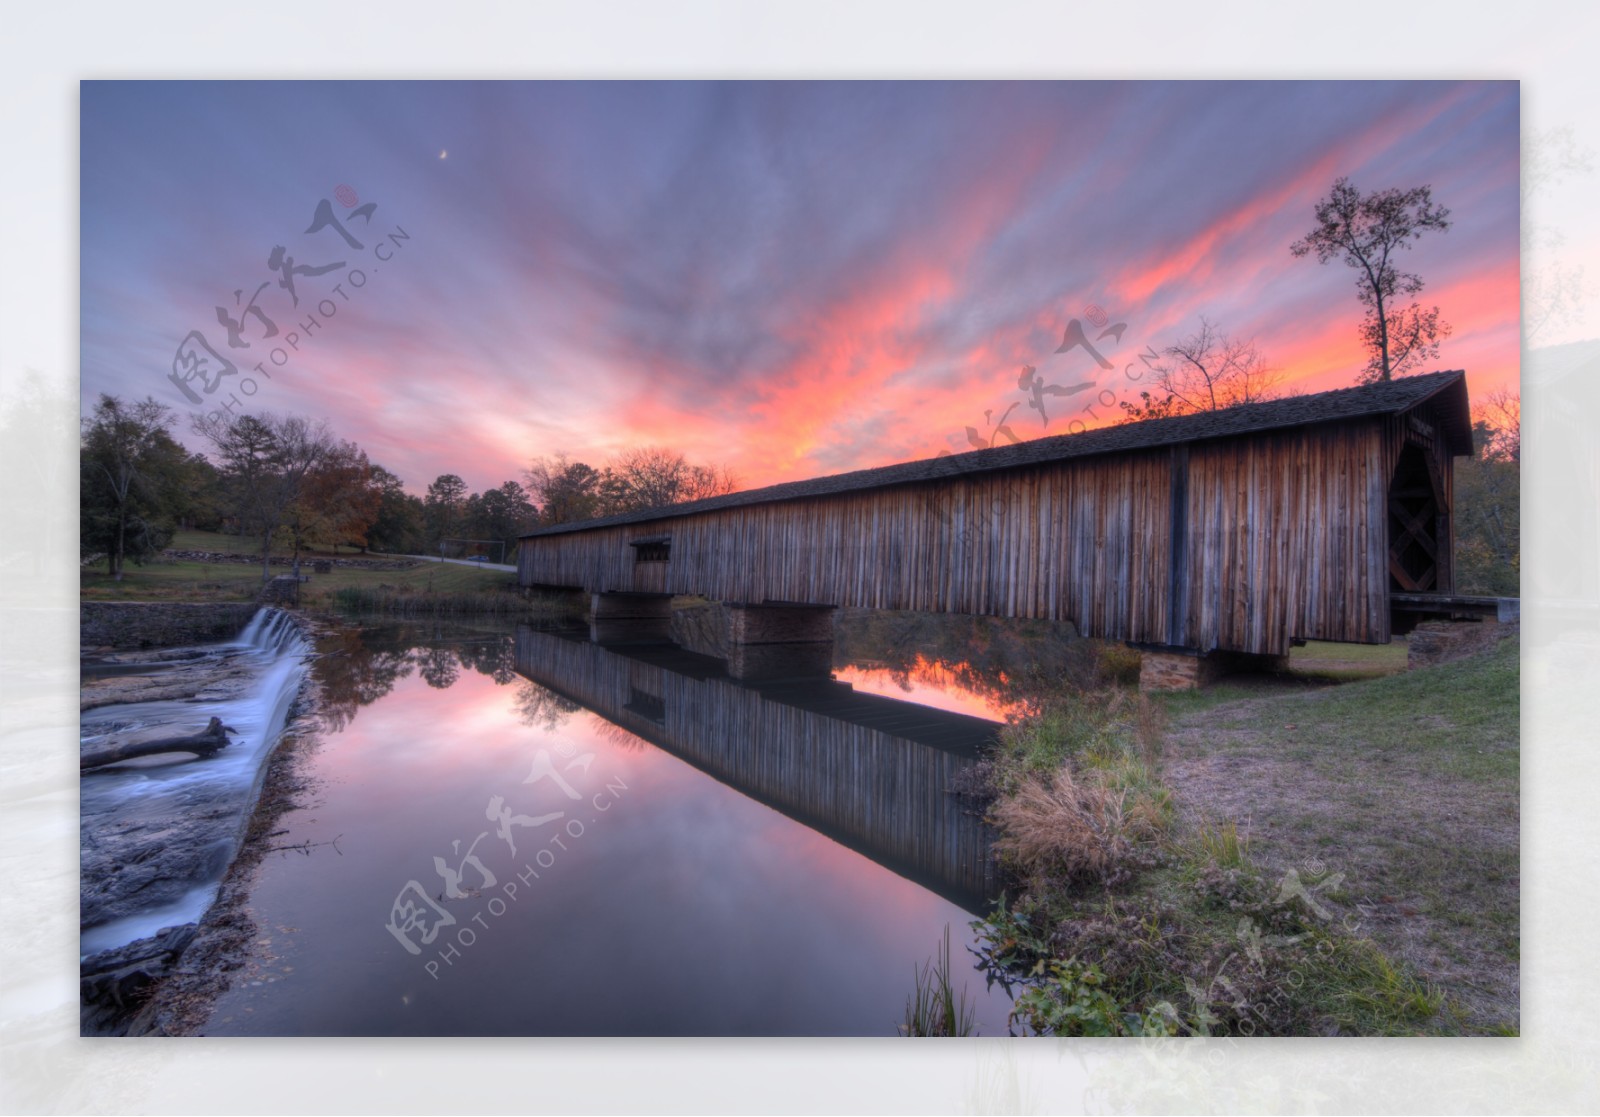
left=81, top=529, right=528, bottom=609
left=960, top=628, right=1520, bottom=1036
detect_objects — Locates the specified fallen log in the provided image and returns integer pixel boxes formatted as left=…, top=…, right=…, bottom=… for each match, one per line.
left=81, top=717, right=233, bottom=772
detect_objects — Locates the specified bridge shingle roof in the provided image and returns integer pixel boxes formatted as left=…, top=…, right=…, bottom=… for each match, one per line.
left=523, top=369, right=1471, bottom=538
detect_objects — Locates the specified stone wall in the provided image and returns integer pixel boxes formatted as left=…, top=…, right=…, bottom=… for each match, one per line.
left=81, top=602, right=259, bottom=651
left=671, top=599, right=730, bottom=658
left=1138, top=648, right=1290, bottom=692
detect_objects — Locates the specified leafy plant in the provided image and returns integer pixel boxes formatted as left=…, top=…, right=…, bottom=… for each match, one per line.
left=1009, top=957, right=1181, bottom=1037
left=970, top=895, right=1057, bottom=993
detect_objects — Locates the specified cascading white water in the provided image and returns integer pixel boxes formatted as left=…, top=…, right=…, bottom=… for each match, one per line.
left=80, top=607, right=313, bottom=958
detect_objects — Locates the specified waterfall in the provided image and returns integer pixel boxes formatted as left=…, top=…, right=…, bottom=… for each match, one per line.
left=80, top=608, right=313, bottom=958
left=235, top=606, right=306, bottom=657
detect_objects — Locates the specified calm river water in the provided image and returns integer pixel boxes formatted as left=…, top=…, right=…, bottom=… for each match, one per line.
left=203, top=612, right=1077, bottom=1036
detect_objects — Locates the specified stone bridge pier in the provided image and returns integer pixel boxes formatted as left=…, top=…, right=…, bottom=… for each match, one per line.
left=722, top=602, right=838, bottom=681
left=1135, top=645, right=1289, bottom=692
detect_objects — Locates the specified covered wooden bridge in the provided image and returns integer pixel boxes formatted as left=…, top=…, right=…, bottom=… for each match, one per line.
left=519, top=370, right=1474, bottom=688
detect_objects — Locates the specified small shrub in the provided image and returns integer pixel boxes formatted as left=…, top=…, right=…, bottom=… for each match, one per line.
left=1191, top=866, right=1266, bottom=912
left=971, top=895, right=1057, bottom=990
left=1095, top=642, right=1144, bottom=686
left=1050, top=902, right=1180, bottom=991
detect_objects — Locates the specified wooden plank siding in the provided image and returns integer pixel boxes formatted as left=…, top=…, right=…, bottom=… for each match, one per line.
left=522, top=421, right=1412, bottom=656
left=521, top=374, right=1472, bottom=658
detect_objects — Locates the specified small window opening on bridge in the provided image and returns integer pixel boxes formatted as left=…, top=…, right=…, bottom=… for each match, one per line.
left=631, top=537, right=671, bottom=564
left=625, top=686, right=666, bottom=725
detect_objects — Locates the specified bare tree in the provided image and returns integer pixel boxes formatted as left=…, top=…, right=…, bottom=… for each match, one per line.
left=524, top=453, right=604, bottom=526
left=1118, top=318, right=1281, bottom=422
left=1291, top=177, right=1452, bottom=382
left=601, top=447, right=739, bottom=514
left=526, top=448, right=739, bottom=525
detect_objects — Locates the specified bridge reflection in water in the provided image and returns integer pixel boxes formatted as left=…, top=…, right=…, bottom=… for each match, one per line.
left=513, top=625, right=1003, bottom=914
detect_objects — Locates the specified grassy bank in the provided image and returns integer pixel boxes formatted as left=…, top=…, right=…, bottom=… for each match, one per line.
left=963, top=634, right=1518, bottom=1036
left=80, top=529, right=554, bottom=615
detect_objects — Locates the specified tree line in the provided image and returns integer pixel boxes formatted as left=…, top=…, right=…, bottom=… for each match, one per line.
left=80, top=398, right=737, bottom=581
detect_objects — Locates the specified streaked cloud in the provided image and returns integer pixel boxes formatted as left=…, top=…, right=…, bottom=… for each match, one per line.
left=80, top=80, right=1520, bottom=494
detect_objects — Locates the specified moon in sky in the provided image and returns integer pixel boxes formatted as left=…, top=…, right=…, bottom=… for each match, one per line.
left=439, top=149, right=448, bottom=160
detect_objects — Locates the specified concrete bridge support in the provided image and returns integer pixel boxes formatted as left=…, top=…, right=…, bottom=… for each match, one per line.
left=590, top=592, right=674, bottom=644
left=723, top=602, right=838, bottom=682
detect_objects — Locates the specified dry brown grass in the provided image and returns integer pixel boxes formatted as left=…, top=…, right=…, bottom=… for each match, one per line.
left=1132, top=691, right=1168, bottom=768
left=991, top=766, right=1148, bottom=884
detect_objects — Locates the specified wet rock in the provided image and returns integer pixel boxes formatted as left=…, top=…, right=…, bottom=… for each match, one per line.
left=80, top=923, right=198, bottom=1036
left=80, top=799, right=237, bottom=928
left=80, top=647, right=259, bottom=711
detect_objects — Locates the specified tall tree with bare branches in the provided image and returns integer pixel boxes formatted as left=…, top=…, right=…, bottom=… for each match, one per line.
left=1291, top=177, right=1452, bottom=383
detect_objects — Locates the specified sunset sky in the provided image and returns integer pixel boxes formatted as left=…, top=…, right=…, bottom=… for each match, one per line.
left=80, top=80, right=1521, bottom=496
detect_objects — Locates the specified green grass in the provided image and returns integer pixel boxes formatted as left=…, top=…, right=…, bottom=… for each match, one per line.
left=83, top=529, right=523, bottom=606
left=329, top=584, right=582, bottom=619
left=1288, top=638, right=1410, bottom=681
left=83, top=556, right=516, bottom=600
left=1183, top=637, right=1518, bottom=785
left=1191, top=815, right=1251, bottom=869
left=1167, top=637, right=1519, bottom=1031
left=167, top=528, right=385, bottom=557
